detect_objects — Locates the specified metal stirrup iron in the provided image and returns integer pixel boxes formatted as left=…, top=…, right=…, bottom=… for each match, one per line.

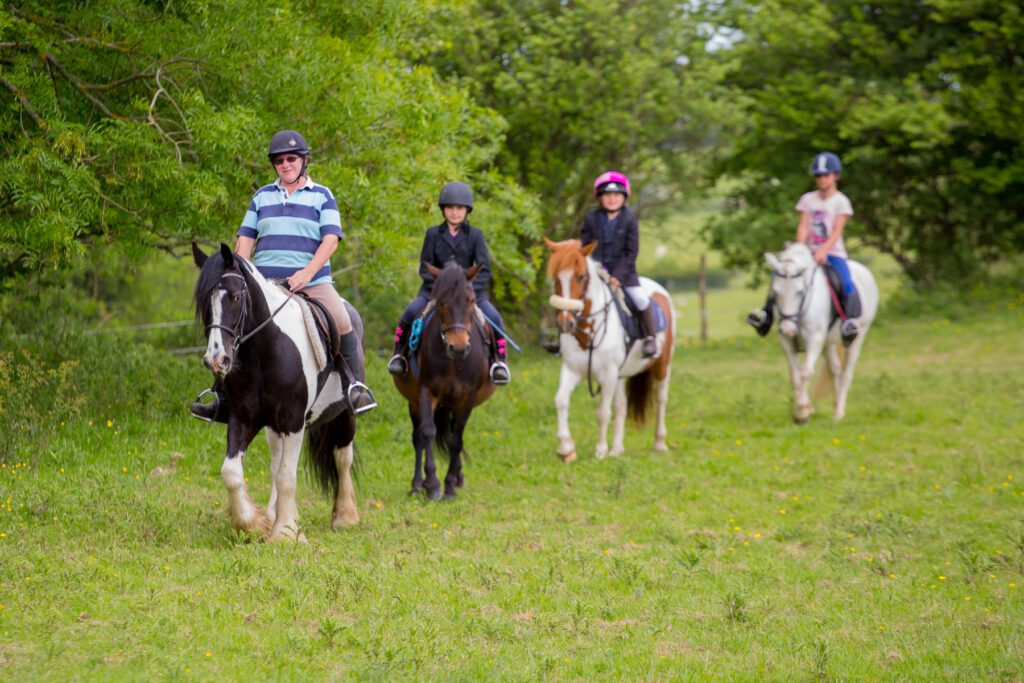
left=347, top=381, right=377, bottom=415
left=190, top=388, right=218, bottom=423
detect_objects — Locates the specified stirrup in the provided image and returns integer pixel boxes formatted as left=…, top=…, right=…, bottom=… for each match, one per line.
left=347, top=381, right=378, bottom=415
left=190, top=388, right=218, bottom=423
left=642, top=336, right=657, bottom=357
left=489, top=360, right=511, bottom=385
left=387, top=354, right=408, bottom=376
left=840, top=319, right=859, bottom=346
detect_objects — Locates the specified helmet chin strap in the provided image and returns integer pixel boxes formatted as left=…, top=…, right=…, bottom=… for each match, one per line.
left=275, top=158, right=309, bottom=186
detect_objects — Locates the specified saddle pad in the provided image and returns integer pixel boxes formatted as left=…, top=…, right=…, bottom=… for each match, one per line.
left=294, top=295, right=329, bottom=371
left=615, top=295, right=668, bottom=341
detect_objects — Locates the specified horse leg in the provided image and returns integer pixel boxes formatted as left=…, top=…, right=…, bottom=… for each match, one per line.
left=408, top=404, right=426, bottom=494
left=222, top=419, right=271, bottom=535
left=267, top=429, right=307, bottom=542
left=594, top=371, right=618, bottom=460
left=331, top=443, right=359, bottom=529
left=554, top=363, right=582, bottom=463
left=834, top=331, right=867, bottom=420
left=444, top=410, right=471, bottom=499
left=265, top=431, right=283, bottom=525
left=794, top=336, right=825, bottom=424
left=825, top=343, right=843, bottom=409
left=610, top=380, right=627, bottom=457
left=780, top=336, right=806, bottom=424
left=652, top=372, right=671, bottom=452
left=419, top=389, right=442, bottom=500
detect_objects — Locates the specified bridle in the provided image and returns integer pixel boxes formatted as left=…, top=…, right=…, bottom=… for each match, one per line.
left=204, top=271, right=296, bottom=351
left=560, top=263, right=616, bottom=397
left=772, top=263, right=819, bottom=326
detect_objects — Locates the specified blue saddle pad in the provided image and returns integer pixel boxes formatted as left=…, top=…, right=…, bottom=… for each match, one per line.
left=616, top=296, right=668, bottom=342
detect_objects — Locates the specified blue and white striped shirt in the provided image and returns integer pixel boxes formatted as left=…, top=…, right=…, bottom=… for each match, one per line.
left=237, top=178, right=343, bottom=286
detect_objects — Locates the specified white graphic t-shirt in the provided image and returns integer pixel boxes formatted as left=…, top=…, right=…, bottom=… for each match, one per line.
left=796, top=190, right=853, bottom=258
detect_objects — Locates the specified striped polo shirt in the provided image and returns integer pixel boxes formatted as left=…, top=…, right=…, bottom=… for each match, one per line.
left=237, top=178, right=343, bottom=286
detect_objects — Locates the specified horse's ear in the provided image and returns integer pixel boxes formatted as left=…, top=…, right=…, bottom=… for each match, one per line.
left=465, top=264, right=482, bottom=281
left=220, top=243, right=235, bottom=268
left=543, top=236, right=559, bottom=251
left=192, top=241, right=207, bottom=268
left=424, top=262, right=441, bottom=278
left=581, top=241, right=598, bottom=257
left=765, top=252, right=782, bottom=271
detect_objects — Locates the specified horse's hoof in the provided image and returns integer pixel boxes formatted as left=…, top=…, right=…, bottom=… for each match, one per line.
left=409, top=485, right=424, bottom=496
left=442, top=492, right=457, bottom=502
left=559, top=451, right=577, bottom=464
left=792, top=415, right=808, bottom=426
left=609, top=447, right=625, bottom=457
left=427, top=487, right=443, bottom=501
left=595, top=447, right=608, bottom=460
left=331, top=513, right=359, bottom=530
left=652, top=441, right=669, bottom=453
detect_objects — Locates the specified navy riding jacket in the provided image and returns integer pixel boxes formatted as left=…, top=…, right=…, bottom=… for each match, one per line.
left=580, top=206, right=640, bottom=287
left=416, top=221, right=493, bottom=300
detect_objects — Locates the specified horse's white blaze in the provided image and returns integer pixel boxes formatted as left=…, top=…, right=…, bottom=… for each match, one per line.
left=204, top=290, right=228, bottom=370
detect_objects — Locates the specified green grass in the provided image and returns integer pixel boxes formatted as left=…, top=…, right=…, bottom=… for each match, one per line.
left=2, top=297, right=1023, bottom=680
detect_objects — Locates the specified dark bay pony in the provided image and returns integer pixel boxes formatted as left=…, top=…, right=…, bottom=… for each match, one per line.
left=391, top=261, right=496, bottom=500
left=192, top=243, right=364, bottom=541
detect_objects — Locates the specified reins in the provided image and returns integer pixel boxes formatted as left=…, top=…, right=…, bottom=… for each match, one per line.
left=205, top=271, right=297, bottom=350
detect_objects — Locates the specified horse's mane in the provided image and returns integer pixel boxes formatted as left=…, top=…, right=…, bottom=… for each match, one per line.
left=780, top=242, right=813, bottom=265
left=193, top=251, right=255, bottom=326
left=431, top=261, right=473, bottom=303
left=546, top=239, right=588, bottom=277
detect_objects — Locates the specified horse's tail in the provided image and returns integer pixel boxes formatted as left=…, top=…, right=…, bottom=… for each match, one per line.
left=432, top=404, right=456, bottom=459
left=306, top=412, right=357, bottom=496
left=813, top=345, right=847, bottom=400
left=626, top=368, right=656, bottom=425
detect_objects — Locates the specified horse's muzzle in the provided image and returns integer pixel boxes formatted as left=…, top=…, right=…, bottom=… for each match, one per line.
left=204, top=352, right=232, bottom=378
left=779, top=321, right=798, bottom=338
left=446, top=343, right=471, bottom=361
left=556, top=311, right=577, bottom=335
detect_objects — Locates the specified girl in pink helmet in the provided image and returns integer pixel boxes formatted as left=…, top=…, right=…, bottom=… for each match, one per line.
left=580, top=171, right=657, bottom=356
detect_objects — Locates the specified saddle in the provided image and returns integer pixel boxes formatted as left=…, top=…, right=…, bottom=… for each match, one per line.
left=610, top=285, right=667, bottom=347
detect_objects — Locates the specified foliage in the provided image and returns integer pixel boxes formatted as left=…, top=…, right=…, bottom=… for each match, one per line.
left=0, top=0, right=539, bottom=330
left=0, top=350, right=83, bottom=464
left=705, top=0, right=1024, bottom=283
left=412, top=0, right=725, bottom=235
left=0, top=304, right=1022, bottom=678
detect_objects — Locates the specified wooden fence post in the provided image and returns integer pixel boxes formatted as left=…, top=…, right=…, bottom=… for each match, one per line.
left=699, top=253, right=708, bottom=345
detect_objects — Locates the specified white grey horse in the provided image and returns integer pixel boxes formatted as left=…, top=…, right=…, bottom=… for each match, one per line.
left=765, top=243, right=878, bottom=423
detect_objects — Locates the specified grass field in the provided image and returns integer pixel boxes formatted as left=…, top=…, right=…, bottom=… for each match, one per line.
left=2, top=284, right=1022, bottom=679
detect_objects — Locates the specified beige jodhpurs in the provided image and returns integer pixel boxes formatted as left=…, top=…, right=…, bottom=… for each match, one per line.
left=302, top=283, right=353, bottom=335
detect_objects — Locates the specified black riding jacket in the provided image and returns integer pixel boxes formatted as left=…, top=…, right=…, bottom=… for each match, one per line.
left=580, top=206, right=640, bottom=287
left=416, top=220, right=493, bottom=300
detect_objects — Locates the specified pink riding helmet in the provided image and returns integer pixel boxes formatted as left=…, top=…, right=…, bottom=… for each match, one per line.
left=593, top=170, right=631, bottom=198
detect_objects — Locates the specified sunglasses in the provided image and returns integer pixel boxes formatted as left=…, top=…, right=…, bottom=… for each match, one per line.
left=272, top=154, right=302, bottom=166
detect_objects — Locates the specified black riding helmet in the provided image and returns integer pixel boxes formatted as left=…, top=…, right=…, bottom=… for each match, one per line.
left=438, top=181, right=474, bottom=213
left=268, top=130, right=309, bottom=158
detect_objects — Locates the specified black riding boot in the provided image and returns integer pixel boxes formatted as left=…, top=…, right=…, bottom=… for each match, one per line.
left=639, top=306, right=658, bottom=357
left=490, top=336, right=510, bottom=384
left=387, top=323, right=409, bottom=376
left=339, top=331, right=377, bottom=415
left=840, top=289, right=862, bottom=346
left=190, top=383, right=229, bottom=423
left=746, top=294, right=774, bottom=336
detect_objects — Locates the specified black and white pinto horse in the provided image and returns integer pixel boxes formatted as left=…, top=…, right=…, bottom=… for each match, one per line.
left=765, top=243, right=878, bottom=423
left=192, top=243, right=362, bottom=541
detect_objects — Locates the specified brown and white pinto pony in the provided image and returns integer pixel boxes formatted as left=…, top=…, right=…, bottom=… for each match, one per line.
left=544, top=238, right=676, bottom=462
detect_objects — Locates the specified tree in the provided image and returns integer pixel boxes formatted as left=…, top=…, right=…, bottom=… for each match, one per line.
left=0, top=0, right=539, bottom=331
left=705, top=0, right=1024, bottom=283
left=413, top=0, right=724, bottom=235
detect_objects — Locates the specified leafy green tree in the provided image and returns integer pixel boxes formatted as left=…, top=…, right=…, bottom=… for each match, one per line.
left=706, top=0, right=1024, bottom=283
left=413, top=0, right=723, bottom=235
left=0, top=0, right=538, bottom=334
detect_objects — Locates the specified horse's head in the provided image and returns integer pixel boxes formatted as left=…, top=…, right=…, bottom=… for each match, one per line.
left=193, top=242, right=251, bottom=377
left=544, top=237, right=597, bottom=334
left=765, top=243, right=815, bottom=338
left=426, top=261, right=481, bottom=360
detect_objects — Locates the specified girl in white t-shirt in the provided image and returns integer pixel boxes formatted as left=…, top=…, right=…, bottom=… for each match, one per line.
left=747, top=152, right=861, bottom=342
